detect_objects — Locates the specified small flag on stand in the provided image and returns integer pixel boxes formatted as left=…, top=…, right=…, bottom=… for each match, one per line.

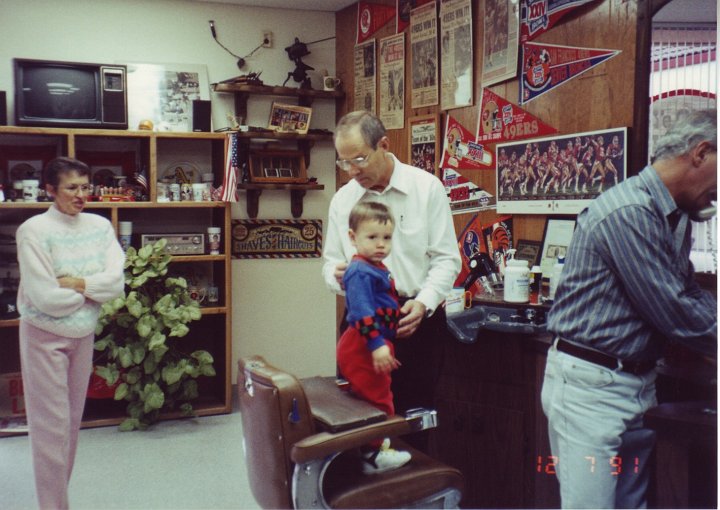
left=134, top=168, right=148, bottom=192
left=221, top=133, right=239, bottom=202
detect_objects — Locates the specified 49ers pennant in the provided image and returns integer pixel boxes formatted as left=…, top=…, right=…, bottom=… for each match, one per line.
left=358, top=2, right=396, bottom=44
left=520, top=42, right=620, bottom=104
left=477, top=88, right=557, bottom=144
left=521, top=0, right=599, bottom=42
left=441, top=115, right=494, bottom=170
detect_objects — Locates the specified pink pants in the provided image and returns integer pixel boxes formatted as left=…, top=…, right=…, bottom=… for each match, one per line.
left=19, top=320, right=94, bottom=510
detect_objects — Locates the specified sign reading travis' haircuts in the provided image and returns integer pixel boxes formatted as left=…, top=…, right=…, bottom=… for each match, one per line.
left=231, top=220, right=322, bottom=259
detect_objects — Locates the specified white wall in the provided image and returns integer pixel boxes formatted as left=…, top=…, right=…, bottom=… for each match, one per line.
left=0, top=0, right=339, bottom=379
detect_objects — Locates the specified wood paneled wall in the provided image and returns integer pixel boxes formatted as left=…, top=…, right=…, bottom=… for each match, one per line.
left=335, top=0, right=643, bottom=243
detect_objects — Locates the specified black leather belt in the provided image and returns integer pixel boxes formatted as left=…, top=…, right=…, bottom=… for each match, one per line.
left=556, top=338, right=656, bottom=376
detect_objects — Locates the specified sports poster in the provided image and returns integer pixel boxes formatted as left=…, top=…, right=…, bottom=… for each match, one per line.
left=496, top=127, right=627, bottom=214
left=379, top=33, right=406, bottom=129
left=441, top=115, right=494, bottom=170
left=520, top=42, right=620, bottom=104
left=410, top=1, right=439, bottom=108
left=443, top=168, right=496, bottom=215
left=520, top=0, right=599, bottom=42
left=439, top=0, right=473, bottom=110
left=477, top=88, right=557, bottom=144
left=409, top=115, right=439, bottom=175
left=357, top=1, right=396, bottom=44
left=481, top=0, right=520, bottom=87
left=455, top=214, right=513, bottom=293
left=354, top=39, right=377, bottom=113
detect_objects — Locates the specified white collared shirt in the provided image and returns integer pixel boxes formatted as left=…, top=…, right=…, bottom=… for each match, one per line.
left=322, top=154, right=461, bottom=313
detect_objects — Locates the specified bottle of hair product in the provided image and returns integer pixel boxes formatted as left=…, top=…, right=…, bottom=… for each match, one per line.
left=503, top=249, right=529, bottom=303
left=548, top=256, right=565, bottom=300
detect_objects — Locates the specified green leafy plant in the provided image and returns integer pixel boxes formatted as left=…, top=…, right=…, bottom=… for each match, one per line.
left=94, top=239, right=216, bottom=431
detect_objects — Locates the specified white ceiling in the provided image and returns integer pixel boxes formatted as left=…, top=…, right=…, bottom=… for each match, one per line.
left=192, top=0, right=356, bottom=11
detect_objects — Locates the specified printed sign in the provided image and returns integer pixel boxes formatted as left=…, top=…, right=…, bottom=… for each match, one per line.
left=477, top=88, right=557, bottom=143
left=520, top=42, right=620, bottom=104
left=443, top=168, right=496, bottom=215
left=231, top=220, right=322, bottom=259
left=520, top=0, right=599, bottom=42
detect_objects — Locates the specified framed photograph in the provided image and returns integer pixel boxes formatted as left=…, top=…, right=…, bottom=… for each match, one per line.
left=408, top=114, right=439, bottom=176
left=539, top=217, right=576, bottom=276
left=268, top=103, right=312, bottom=134
left=249, top=150, right=307, bottom=184
left=496, top=127, right=627, bottom=215
left=514, top=239, right=541, bottom=266
left=124, top=62, right=211, bottom=132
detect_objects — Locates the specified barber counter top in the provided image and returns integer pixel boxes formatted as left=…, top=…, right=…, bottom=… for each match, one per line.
left=446, top=291, right=552, bottom=343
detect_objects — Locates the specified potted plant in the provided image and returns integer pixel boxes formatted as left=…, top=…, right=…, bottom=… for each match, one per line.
left=93, top=239, right=216, bottom=431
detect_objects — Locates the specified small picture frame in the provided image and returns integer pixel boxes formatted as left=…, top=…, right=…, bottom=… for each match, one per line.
left=539, top=217, right=577, bottom=276
left=249, top=150, right=308, bottom=183
left=514, top=239, right=542, bottom=266
left=268, top=102, right=312, bottom=135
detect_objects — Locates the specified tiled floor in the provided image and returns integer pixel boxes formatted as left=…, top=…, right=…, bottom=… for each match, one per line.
left=0, top=404, right=261, bottom=510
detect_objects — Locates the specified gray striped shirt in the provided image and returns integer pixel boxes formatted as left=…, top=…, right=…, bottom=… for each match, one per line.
left=547, top=166, right=717, bottom=361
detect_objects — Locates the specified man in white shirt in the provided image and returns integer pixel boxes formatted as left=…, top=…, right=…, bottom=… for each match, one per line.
left=323, top=111, right=461, bottom=450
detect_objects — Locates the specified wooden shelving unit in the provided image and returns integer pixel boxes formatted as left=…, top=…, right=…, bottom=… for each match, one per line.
left=0, top=126, right=233, bottom=431
left=212, top=83, right=341, bottom=219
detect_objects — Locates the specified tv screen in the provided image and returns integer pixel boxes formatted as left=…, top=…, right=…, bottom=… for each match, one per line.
left=20, top=65, right=98, bottom=121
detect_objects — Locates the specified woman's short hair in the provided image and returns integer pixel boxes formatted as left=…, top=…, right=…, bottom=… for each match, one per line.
left=43, top=157, right=91, bottom=188
left=348, top=201, right=395, bottom=232
left=335, top=111, right=387, bottom=149
left=653, top=109, right=717, bottom=162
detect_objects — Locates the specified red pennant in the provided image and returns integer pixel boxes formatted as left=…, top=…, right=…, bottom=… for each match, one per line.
left=476, top=88, right=558, bottom=144
left=357, top=2, right=396, bottom=44
left=441, top=115, right=494, bottom=170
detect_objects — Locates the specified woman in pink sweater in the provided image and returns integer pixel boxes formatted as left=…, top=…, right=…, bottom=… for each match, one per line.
left=16, top=157, right=125, bottom=509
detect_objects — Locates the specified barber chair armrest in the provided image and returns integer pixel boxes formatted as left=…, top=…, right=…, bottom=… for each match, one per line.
left=291, top=410, right=435, bottom=464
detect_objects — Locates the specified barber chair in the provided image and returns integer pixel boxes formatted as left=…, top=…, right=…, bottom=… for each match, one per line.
left=238, top=355, right=464, bottom=509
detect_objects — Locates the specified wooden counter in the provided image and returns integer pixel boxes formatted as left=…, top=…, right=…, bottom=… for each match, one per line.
left=431, top=312, right=716, bottom=509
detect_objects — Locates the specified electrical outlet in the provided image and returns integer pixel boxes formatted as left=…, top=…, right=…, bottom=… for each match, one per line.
left=262, top=31, right=273, bottom=48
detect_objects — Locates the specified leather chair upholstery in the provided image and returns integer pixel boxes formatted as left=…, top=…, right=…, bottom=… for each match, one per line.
left=238, top=355, right=464, bottom=509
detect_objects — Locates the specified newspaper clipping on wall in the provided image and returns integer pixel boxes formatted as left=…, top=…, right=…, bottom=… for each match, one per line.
left=354, top=39, right=377, bottom=113
left=410, top=1, right=439, bottom=108
left=379, top=33, right=406, bottom=129
left=409, top=115, right=439, bottom=175
left=440, top=0, right=473, bottom=110
left=481, top=0, right=519, bottom=87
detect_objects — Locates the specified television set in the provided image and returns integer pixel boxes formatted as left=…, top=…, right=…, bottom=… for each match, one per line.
left=14, top=58, right=128, bottom=129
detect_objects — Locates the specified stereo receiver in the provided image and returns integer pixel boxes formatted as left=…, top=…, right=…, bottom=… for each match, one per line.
left=141, top=233, right=205, bottom=255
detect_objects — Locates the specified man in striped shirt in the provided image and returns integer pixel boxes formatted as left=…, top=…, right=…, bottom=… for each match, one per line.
left=541, top=109, right=717, bottom=509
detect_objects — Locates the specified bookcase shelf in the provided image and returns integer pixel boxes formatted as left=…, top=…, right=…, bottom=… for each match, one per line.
left=0, top=126, right=233, bottom=430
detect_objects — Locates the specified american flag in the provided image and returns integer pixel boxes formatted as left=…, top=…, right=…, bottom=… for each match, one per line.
left=134, top=168, right=148, bottom=191
left=221, top=133, right=239, bottom=202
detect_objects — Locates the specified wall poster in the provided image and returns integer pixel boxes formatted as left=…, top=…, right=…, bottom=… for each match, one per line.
left=354, top=39, right=377, bottom=113
left=408, top=114, right=439, bottom=176
left=481, top=0, right=520, bottom=87
left=410, top=1, right=439, bottom=108
left=379, top=33, right=406, bottom=129
left=439, top=0, right=473, bottom=110
left=496, top=127, right=627, bottom=215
